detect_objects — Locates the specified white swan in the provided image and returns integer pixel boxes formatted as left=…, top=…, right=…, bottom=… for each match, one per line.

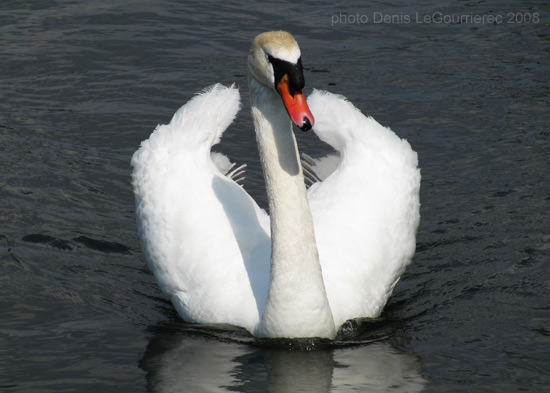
left=131, top=31, right=420, bottom=339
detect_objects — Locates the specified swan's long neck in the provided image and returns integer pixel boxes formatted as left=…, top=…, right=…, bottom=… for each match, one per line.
left=249, top=77, right=336, bottom=339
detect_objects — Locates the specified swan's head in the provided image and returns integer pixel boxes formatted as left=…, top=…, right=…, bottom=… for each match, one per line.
left=248, top=31, right=314, bottom=131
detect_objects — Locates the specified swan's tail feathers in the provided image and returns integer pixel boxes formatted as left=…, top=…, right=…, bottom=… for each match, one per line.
left=210, top=152, right=247, bottom=186
left=301, top=152, right=341, bottom=187
left=301, top=153, right=323, bottom=188
left=226, top=163, right=247, bottom=185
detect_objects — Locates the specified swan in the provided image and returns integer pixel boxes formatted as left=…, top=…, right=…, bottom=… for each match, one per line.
left=131, top=31, right=420, bottom=339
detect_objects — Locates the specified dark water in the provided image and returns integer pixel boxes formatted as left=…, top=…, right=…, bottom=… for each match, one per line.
left=1, top=0, right=549, bottom=391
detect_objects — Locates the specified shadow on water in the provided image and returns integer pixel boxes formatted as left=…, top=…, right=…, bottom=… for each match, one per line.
left=139, top=318, right=426, bottom=393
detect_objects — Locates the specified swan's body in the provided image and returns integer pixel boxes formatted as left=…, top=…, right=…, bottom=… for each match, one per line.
left=132, top=31, right=420, bottom=339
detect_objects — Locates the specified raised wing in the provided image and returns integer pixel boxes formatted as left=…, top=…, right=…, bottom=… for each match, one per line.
left=306, top=90, right=421, bottom=328
left=131, top=84, right=270, bottom=332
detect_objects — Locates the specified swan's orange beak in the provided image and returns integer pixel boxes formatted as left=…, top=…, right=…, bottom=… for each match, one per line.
left=277, top=75, right=314, bottom=132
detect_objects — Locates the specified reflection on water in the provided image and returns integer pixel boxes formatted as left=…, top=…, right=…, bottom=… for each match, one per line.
left=140, top=324, right=426, bottom=393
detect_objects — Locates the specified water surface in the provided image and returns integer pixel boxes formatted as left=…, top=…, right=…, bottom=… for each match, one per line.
left=1, top=0, right=549, bottom=391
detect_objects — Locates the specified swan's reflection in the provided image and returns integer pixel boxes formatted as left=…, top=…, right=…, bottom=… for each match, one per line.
left=140, top=324, right=426, bottom=392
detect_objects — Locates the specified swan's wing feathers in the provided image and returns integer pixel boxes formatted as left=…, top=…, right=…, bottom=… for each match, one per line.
left=131, top=84, right=269, bottom=332
left=169, top=83, right=241, bottom=148
left=306, top=89, right=363, bottom=150
left=306, top=89, right=421, bottom=327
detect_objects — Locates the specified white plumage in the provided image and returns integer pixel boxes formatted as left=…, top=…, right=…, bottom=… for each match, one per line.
left=306, top=90, right=421, bottom=328
left=131, top=31, right=420, bottom=339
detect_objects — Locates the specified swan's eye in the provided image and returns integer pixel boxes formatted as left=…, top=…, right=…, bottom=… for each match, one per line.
left=268, top=55, right=305, bottom=96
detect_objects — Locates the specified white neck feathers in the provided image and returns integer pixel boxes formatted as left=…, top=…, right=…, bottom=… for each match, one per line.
left=249, top=77, right=336, bottom=339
